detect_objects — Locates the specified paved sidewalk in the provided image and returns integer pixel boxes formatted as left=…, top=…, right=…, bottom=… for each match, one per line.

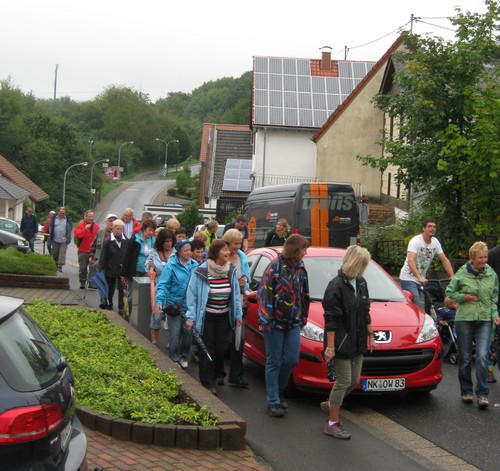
left=1, top=287, right=271, bottom=471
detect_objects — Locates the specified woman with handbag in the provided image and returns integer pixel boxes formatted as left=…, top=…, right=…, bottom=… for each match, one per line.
left=185, top=240, right=243, bottom=395
left=257, top=234, right=310, bottom=417
left=321, top=245, right=376, bottom=439
left=156, top=239, right=198, bottom=368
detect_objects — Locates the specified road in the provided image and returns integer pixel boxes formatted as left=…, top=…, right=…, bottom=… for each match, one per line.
left=37, top=173, right=499, bottom=471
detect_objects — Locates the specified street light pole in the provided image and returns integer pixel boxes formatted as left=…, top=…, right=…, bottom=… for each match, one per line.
left=88, top=140, right=94, bottom=160
left=117, top=141, right=134, bottom=179
left=63, top=161, right=88, bottom=207
left=155, top=138, right=179, bottom=176
left=90, top=158, right=110, bottom=207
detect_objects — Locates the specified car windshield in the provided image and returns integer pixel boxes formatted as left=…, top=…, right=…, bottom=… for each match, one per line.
left=0, top=307, right=63, bottom=392
left=303, top=257, right=406, bottom=302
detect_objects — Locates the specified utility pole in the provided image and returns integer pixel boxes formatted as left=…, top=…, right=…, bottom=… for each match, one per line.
left=53, top=64, right=59, bottom=100
left=410, top=14, right=414, bottom=34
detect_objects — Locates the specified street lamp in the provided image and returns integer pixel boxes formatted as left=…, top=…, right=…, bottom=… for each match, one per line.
left=90, top=158, right=110, bottom=206
left=155, top=138, right=179, bottom=176
left=63, top=161, right=88, bottom=207
left=88, top=140, right=94, bottom=160
left=117, top=141, right=134, bottom=179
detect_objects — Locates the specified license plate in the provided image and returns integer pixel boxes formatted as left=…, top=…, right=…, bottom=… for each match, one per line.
left=60, top=422, right=72, bottom=451
left=362, top=378, right=406, bottom=391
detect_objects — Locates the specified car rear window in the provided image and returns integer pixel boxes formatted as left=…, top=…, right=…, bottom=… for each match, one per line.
left=0, top=308, right=63, bottom=392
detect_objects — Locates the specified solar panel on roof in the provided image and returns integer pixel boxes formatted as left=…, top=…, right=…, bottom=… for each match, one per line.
left=253, top=56, right=375, bottom=128
left=222, top=159, right=253, bottom=192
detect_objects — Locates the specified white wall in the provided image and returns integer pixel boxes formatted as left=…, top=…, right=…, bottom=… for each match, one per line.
left=253, top=128, right=317, bottom=179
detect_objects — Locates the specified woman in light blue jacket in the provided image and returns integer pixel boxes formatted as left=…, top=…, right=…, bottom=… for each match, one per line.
left=156, top=239, right=198, bottom=368
left=185, top=240, right=243, bottom=395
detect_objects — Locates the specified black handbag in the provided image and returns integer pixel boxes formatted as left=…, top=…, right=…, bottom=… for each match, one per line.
left=164, top=302, right=182, bottom=317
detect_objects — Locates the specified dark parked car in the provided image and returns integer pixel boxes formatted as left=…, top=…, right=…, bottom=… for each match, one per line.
left=0, top=296, right=88, bottom=470
left=0, top=228, right=30, bottom=253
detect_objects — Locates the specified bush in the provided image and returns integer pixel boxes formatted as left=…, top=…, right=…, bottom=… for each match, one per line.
left=167, top=188, right=177, bottom=196
left=0, top=247, right=57, bottom=275
left=27, top=301, right=217, bottom=426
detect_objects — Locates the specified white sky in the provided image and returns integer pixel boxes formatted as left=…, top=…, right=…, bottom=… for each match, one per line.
left=1, top=0, right=489, bottom=102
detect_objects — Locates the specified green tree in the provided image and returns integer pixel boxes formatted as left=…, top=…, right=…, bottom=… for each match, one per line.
left=360, top=1, right=500, bottom=256
left=177, top=203, right=204, bottom=234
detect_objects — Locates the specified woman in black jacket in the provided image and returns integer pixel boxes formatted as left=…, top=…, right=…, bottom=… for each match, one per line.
left=264, top=219, right=290, bottom=247
left=320, top=245, right=375, bottom=439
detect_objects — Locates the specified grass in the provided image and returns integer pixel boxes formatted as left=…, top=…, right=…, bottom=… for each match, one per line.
left=0, top=247, right=57, bottom=275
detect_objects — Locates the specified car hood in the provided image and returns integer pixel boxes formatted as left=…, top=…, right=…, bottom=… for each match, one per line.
left=308, top=300, right=427, bottom=346
left=0, top=229, right=27, bottom=243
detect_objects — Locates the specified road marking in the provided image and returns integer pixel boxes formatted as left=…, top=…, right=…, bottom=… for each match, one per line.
left=343, top=405, right=479, bottom=471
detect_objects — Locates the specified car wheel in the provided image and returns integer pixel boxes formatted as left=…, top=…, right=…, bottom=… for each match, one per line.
left=449, top=352, right=458, bottom=364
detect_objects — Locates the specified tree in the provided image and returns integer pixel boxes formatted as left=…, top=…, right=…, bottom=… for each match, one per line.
left=177, top=203, right=204, bottom=234
left=360, top=1, right=499, bottom=256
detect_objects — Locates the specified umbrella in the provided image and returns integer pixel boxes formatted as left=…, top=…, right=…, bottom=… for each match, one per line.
left=90, top=269, right=109, bottom=305
left=148, top=266, right=156, bottom=314
left=234, top=324, right=242, bottom=352
left=121, top=277, right=129, bottom=319
left=179, top=307, right=213, bottom=362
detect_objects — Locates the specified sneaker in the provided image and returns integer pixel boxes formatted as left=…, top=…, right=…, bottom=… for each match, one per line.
left=487, top=371, right=497, bottom=383
left=216, top=376, right=225, bottom=386
left=320, top=401, right=330, bottom=415
left=477, top=396, right=489, bottom=409
left=79, top=284, right=85, bottom=289
left=461, top=394, right=473, bottom=404
left=179, top=357, right=188, bottom=369
left=88, top=284, right=98, bottom=290
left=266, top=405, right=285, bottom=418
left=324, top=420, right=351, bottom=439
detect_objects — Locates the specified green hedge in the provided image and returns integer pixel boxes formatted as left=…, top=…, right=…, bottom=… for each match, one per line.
left=0, top=247, right=57, bottom=275
left=27, top=301, right=216, bottom=426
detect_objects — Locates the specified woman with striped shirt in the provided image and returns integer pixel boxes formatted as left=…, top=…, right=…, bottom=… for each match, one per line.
left=185, top=240, right=243, bottom=395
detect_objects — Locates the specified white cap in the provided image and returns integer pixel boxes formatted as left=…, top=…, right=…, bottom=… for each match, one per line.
left=106, top=213, right=118, bottom=220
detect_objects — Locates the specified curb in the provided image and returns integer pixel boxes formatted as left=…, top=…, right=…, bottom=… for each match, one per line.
left=77, top=308, right=247, bottom=451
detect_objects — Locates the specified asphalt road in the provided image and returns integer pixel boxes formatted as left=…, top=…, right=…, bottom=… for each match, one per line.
left=41, top=173, right=499, bottom=471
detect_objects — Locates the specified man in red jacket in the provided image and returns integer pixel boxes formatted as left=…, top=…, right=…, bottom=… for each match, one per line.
left=74, top=210, right=100, bottom=289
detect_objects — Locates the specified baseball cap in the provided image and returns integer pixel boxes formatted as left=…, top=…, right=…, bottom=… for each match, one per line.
left=106, top=213, right=118, bottom=220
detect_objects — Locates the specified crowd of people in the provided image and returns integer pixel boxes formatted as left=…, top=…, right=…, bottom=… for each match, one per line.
left=23, top=207, right=500, bottom=439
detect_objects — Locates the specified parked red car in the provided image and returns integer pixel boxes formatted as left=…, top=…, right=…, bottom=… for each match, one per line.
left=244, top=247, right=443, bottom=393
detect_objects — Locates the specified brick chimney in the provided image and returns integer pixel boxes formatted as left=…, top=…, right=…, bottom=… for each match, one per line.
left=320, top=46, right=333, bottom=71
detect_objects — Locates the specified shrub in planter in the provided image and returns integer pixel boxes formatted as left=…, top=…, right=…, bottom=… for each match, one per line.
left=0, top=247, right=57, bottom=275
left=27, top=301, right=216, bottom=426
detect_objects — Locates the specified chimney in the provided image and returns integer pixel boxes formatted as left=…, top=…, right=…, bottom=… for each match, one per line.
left=320, top=46, right=333, bottom=71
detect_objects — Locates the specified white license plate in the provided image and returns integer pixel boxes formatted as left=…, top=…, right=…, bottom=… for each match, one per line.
left=362, top=378, right=406, bottom=391
left=60, top=422, right=72, bottom=451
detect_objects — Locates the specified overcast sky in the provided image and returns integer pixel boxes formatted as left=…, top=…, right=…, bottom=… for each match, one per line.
left=1, top=0, right=488, bottom=102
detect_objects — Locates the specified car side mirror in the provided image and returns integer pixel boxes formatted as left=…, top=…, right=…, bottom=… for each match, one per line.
left=402, top=289, right=414, bottom=302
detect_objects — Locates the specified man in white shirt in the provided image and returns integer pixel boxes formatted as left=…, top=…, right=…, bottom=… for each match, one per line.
left=399, top=218, right=454, bottom=306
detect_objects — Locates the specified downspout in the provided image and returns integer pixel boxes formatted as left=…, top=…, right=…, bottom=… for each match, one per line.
left=262, top=127, right=267, bottom=188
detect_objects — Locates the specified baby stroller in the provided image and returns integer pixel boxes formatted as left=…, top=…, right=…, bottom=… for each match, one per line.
left=435, top=306, right=458, bottom=364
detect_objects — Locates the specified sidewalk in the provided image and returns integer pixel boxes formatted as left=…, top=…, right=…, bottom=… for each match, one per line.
left=0, top=287, right=271, bottom=471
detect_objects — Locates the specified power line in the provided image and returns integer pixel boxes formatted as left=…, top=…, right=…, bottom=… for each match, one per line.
left=414, top=18, right=456, bottom=32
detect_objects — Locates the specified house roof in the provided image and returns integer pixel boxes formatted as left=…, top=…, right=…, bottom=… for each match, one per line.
left=0, top=175, right=31, bottom=201
left=252, top=53, right=376, bottom=130
left=313, top=35, right=405, bottom=142
left=199, top=124, right=250, bottom=164
left=0, top=155, right=49, bottom=202
left=208, top=127, right=253, bottom=200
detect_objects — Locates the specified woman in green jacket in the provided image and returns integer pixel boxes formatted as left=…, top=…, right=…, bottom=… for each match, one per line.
left=445, top=241, right=500, bottom=409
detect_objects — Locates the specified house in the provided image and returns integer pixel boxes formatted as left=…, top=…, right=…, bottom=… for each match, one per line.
left=313, top=35, right=407, bottom=207
left=198, top=124, right=253, bottom=221
left=251, top=49, right=376, bottom=190
left=0, top=155, right=49, bottom=220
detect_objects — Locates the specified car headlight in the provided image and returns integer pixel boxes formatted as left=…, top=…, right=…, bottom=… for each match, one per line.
left=300, top=321, right=324, bottom=342
left=17, top=240, right=28, bottom=247
left=416, top=314, right=439, bottom=343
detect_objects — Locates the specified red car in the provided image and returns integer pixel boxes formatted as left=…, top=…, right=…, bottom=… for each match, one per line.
left=244, top=247, right=443, bottom=393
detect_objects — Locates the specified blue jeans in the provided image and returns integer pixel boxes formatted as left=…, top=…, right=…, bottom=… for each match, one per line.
left=455, top=320, right=492, bottom=397
left=263, top=326, right=301, bottom=406
left=400, top=280, right=421, bottom=306
left=167, top=314, right=192, bottom=362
